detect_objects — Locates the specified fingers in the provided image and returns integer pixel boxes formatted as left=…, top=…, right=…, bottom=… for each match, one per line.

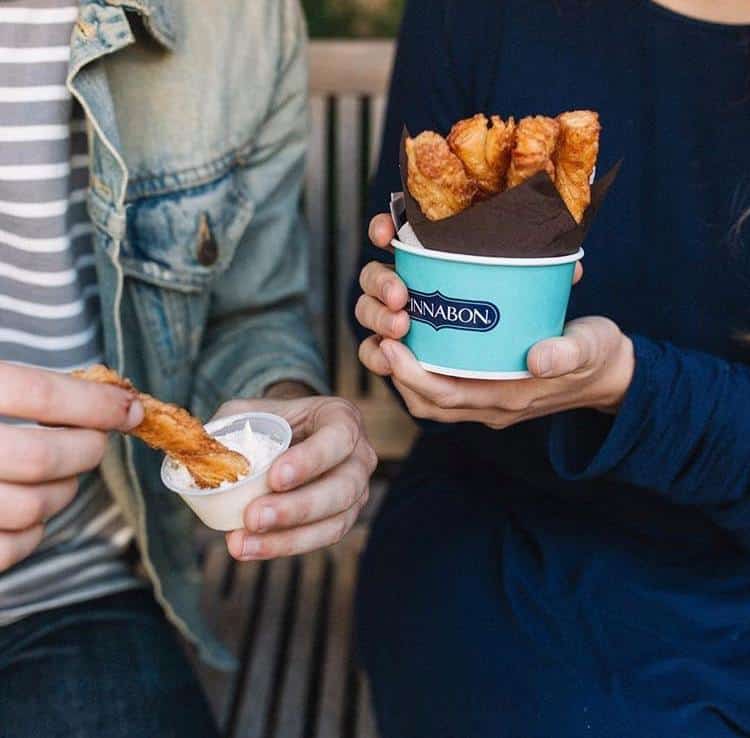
left=573, top=261, right=583, bottom=285
left=354, top=294, right=409, bottom=339
left=0, top=426, right=109, bottom=483
left=392, top=378, right=508, bottom=426
left=226, top=501, right=363, bottom=561
left=0, top=363, right=143, bottom=430
left=368, top=214, right=396, bottom=250
left=381, top=339, right=535, bottom=419
left=268, top=400, right=362, bottom=491
left=243, top=440, right=373, bottom=534
left=359, top=261, right=408, bottom=312
left=379, top=339, right=476, bottom=409
left=0, top=477, right=78, bottom=530
left=0, top=525, right=44, bottom=572
left=358, top=335, right=392, bottom=377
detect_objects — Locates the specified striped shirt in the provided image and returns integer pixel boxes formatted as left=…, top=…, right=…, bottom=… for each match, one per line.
left=0, top=0, right=142, bottom=626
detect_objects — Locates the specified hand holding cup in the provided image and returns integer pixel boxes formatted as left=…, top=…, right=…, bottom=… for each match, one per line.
left=355, top=214, right=634, bottom=429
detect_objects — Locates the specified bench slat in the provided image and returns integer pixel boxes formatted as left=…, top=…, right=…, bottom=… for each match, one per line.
left=197, top=544, right=264, bottom=732
left=334, top=94, right=362, bottom=399
left=232, top=557, right=295, bottom=738
left=314, top=529, right=366, bottom=738
left=356, top=673, right=379, bottom=738
left=369, top=94, right=386, bottom=175
left=306, top=94, right=330, bottom=362
left=309, top=41, right=394, bottom=95
left=273, top=551, right=327, bottom=738
left=194, top=541, right=231, bottom=724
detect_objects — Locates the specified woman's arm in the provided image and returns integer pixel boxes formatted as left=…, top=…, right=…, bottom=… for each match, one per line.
left=549, top=335, right=750, bottom=549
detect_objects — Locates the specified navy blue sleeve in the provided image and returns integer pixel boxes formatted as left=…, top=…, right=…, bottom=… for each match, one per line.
left=549, top=335, right=750, bottom=548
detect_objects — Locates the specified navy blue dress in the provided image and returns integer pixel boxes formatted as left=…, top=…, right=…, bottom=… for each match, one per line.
left=353, top=2, right=750, bottom=736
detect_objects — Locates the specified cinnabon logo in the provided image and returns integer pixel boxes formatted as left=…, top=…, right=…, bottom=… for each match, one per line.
left=406, top=290, right=500, bottom=332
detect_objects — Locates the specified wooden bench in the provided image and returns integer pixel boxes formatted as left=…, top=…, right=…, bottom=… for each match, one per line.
left=194, top=40, right=409, bottom=738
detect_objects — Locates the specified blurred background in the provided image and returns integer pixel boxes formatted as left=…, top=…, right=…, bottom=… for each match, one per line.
left=302, top=0, right=404, bottom=37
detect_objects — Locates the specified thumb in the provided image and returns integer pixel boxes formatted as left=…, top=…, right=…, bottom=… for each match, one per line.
left=527, top=328, right=592, bottom=378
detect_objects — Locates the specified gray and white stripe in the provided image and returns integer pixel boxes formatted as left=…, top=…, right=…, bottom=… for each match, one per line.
left=0, top=0, right=142, bottom=627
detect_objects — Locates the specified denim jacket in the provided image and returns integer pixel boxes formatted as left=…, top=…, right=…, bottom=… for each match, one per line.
left=70, top=0, right=326, bottom=669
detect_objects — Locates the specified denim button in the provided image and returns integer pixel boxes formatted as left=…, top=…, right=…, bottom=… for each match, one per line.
left=197, top=215, right=218, bottom=266
left=76, top=20, right=96, bottom=39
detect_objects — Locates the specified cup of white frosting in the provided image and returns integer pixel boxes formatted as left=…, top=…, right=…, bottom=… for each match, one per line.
left=160, top=412, right=292, bottom=531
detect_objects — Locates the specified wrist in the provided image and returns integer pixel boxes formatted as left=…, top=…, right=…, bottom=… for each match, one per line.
left=592, top=333, right=635, bottom=414
left=263, top=380, right=316, bottom=401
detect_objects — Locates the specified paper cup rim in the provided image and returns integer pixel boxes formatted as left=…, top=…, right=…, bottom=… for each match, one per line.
left=392, top=239, right=584, bottom=266
left=160, top=411, right=292, bottom=497
left=418, top=362, right=533, bottom=380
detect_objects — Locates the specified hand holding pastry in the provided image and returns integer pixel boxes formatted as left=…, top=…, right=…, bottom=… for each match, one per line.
left=73, top=365, right=249, bottom=488
left=0, top=363, right=143, bottom=572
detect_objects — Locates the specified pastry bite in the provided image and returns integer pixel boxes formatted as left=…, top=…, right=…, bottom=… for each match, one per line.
left=163, top=420, right=281, bottom=492
left=73, top=365, right=250, bottom=488
left=160, top=411, right=292, bottom=531
left=553, top=110, right=601, bottom=223
left=406, top=131, right=478, bottom=221
left=506, top=115, right=561, bottom=188
left=447, top=113, right=516, bottom=196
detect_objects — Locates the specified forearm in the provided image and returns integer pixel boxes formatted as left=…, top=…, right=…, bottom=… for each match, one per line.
left=264, top=380, right=318, bottom=400
left=191, top=301, right=328, bottom=420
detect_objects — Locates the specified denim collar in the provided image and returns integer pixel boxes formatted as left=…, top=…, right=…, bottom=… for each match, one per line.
left=100, top=0, right=179, bottom=50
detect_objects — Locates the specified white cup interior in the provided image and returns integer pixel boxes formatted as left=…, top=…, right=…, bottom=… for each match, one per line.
left=161, top=412, right=292, bottom=496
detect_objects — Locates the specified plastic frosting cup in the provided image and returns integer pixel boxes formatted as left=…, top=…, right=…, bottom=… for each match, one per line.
left=160, top=412, right=292, bottom=531
left=394, top=238, right=584, bottom=379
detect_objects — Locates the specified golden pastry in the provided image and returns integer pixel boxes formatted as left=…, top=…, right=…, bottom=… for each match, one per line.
left=73, top=365, right=250, bottom=488
left=553, top=110, right=601, bottom=223
left=506, top=115, right=560, bottom=188
left=447, top=113, right=516, bottom=196
left=406, top=131, right=478, bottom=220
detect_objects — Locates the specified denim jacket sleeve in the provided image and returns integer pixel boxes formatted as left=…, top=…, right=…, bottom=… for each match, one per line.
left=190, top=0, right=328, bottom=419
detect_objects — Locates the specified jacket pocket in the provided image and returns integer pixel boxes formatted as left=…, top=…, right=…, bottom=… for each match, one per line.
left=91, top=169, right=255, bottom=377
left=119, top=169, right=255, bottom=293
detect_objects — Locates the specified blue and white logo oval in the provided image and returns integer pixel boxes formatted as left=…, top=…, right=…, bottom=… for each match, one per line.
left=407, top=289, right=500, bottom=332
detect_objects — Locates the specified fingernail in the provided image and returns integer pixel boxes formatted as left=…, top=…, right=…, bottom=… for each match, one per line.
left=278, top=463, right=295, bottom=488
left=242, top=536, right=261, bottom=558
left=256, top=507, right=276, bottom=532
left=125, top=398, right=144, bottom=430
left=536, top=350, right=552, bottom=376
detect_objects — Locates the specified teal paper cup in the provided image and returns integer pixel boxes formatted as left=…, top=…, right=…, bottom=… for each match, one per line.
left=393, top=238, right=583, bottom=379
